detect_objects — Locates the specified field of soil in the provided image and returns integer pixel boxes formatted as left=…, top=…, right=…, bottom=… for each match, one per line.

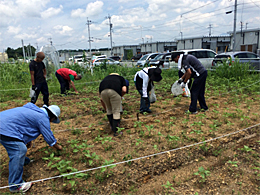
left=0, top=77, right=260, bottom=195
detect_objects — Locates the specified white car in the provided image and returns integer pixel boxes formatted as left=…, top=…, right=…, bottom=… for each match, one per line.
left=93, top=58, right=120, bottom=66
left=170, top=49, right=216, bottom=69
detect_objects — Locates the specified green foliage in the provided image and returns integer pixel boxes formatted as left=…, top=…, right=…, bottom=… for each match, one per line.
left=162, top=181, right=175, bottom=193
left=42, top=153, right=61, bottom=167
left=214, top=57, right=251, bottom=80
left=194, top=167, right=211, bottom=183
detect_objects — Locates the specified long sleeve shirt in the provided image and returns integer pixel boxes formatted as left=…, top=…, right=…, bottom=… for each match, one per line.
left=0, top=103, right=57, bottom=146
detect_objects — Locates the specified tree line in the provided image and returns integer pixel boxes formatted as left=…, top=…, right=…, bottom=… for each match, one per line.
left=6, top=45, right=36, bottom=60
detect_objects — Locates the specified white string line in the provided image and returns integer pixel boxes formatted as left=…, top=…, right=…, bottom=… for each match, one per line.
left=0, top=75, right=135, bottom=92
left=1, top=123, right=259, bottom=190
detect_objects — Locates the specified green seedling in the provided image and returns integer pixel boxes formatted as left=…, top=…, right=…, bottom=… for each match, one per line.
left=238, top=145, right=253, bottom=152
left=123, top=154, right=133, bottom=166
left=162, top=181, right=175, bottom=193
left=42, top=153, right=61, bottom=167
left=135, top=138, right=143, bottom=146
left=194, top=167, right=211, bottom=183
left=228, top=160, right=238, bottom=167
left=190, top=129, right=203, bottom=134
left=84, top=150, right=99, bottom=166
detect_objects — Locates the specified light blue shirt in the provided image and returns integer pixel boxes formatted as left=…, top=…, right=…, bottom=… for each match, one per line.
left=0, top=103, right=57, bottom=146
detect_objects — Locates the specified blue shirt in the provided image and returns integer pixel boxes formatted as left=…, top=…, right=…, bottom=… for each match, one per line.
left=0, top=103, right=57, bottom=146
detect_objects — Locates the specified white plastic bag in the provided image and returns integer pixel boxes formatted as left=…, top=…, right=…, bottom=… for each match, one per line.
left=182, top=84, right=190, bottom=97
left=29, top=88, right=35, bottom=98
left=150, top=88, right=157, bottom=103
left=171, top=81, right=183, bottom=96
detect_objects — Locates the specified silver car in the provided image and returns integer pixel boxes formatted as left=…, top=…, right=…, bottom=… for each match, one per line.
left=212, top=51, right=260, bottom=72
left=136, top=53, right=160, bottom=67
left=93, top=58, right=120, bottom=66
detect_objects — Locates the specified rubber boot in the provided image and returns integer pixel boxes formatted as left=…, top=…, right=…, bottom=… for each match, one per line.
left=107, top=115, right=113, bottom=130
left=112, top=119, right=121, bottom=136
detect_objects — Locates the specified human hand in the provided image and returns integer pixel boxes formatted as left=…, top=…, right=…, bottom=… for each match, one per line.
left=53, top=143, right=62, bottom=150
left=32, top=85, right=36, bottom=90
left=177, top=78, right=183, bottom=84
left=143, top=97, right=149, bottom=107
left=180, top=82, right=186, bottom=88
left=26, top=141, right=32, bottom=148
left=75, top=91, right=79, bottom=94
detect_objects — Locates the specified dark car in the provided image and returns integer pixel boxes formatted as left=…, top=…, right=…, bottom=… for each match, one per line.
left=109, top=56, right=121, bottom=61
left=131, top=54, right=143, bottom=61
left=149, top=52, right=171, bottom=68
left=212, top=51, right=260, bottom=72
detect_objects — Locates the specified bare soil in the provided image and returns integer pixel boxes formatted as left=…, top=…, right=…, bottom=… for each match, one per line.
left=0, top=82, right=260, bottom=195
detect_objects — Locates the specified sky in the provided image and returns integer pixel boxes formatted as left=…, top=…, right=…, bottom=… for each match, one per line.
left=0, top=0, right=260, bottom=51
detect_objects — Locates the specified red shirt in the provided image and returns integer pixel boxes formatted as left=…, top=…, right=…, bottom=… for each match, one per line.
left=57, top=68, right=77, bottom=81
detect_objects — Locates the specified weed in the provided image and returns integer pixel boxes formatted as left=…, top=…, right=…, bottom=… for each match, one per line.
left=162, top=181, right=175, bottom=194
left=194, top=166, right=211, bottom=183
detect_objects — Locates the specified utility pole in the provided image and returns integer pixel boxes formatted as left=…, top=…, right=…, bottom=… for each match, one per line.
left=86, top=18, right=93, bottom=55
left=107, top=14, right=113, bottom=56
left=21, top=39, right=26, bottom=61
left=208, top=24, right=212, bottom=36
left=29, top=43, right=32, bottom=59
left=240, top=21, right=243, bottom=37
left=232, top=0, right=237, bottom=51
left=48, top=38, right=52, bottom=45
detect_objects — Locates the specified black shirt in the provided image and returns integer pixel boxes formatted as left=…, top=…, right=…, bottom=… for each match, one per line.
left=182, top=55, right=206, bottom=78
left=99, top=75, right=126, bottom=96
left=29, top=60, right=46, bottom=84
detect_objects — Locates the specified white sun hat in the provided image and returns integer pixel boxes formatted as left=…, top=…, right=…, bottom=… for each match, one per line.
left=43, top=105, right=60, bottom=123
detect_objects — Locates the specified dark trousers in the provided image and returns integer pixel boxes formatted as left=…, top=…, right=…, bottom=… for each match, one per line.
left=189, top=70, right=208, bottom=112
left=31, top=81, right=49, bottom=106
left=55, top=72, right=69, bottom=94
left=178, top=70, right=192, bottom=89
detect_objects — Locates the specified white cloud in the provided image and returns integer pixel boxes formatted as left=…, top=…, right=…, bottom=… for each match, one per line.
left=7, top=26, right=22, bottom=34
left=41, top=5, right=63, bottom=19
left=71, top=1, right=103, bottom=18
left=14, top=33, right=38, bottom=40
left=15, top=0, right=50, bottom=17
left=53, top=25, right=73, bottom=35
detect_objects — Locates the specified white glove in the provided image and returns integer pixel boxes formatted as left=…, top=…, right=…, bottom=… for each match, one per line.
left=180, top=82, right=186, bottom=88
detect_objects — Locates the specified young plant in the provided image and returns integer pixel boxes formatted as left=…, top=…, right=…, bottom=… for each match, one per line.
left=194, top=166, right=211, bottom=183
left=162, top=181, right=175, bottom=194
left=42, top=153, right=61, bottom=167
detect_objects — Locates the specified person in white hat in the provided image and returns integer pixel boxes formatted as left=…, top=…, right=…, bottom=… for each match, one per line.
left=0, top=102, right=62, bottom=193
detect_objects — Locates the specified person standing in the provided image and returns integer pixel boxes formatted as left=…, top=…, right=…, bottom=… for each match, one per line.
left=29, top=52, right=49, bottom=106
left=172, top=53, right=208, bottom=114
left=55, top=68, right=82, bottom=95
left=134, top=66, right=162, bottom=114
left=0, top=103, right=62, bottom=193
left=99, top=73, right=129, bottom=136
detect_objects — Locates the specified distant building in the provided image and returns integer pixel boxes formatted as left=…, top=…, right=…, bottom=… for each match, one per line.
left=230, top=28, right=260, bottom=54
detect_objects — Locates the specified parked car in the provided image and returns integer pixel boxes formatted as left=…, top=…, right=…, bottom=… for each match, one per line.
left=136, top=53, right=160, bottom=67
left=92, top=55, right=107, bottom=64
left=109, top=56, right=121, bottom=61
left=131, top=54, right=143, bottom=61
left=149, top=52, right=171, bottom=68
left=170, top=49, right=217, bottom=69
left=93, top=58, right=120, bottom=66
left=212, top=51, right=260, bottom=71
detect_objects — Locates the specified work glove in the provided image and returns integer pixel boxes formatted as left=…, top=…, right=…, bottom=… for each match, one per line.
left=32, top=85, right=36, bottom=90
left=177, top=78, right=183, bottom=84
left=143, top=97, right=149, bottom=107
left=180, top=82, right=186, bottom=88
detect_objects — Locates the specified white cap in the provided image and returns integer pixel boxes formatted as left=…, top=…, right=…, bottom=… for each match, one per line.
left=43, top=105, right=60, bottom=123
